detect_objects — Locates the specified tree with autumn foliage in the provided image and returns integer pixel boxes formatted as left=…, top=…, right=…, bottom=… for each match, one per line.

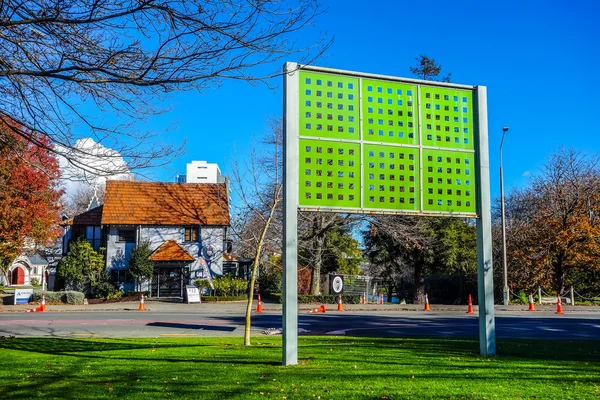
left=502, top=148, right=600, bottom=294
left=0, top=118, right=63, bottom=284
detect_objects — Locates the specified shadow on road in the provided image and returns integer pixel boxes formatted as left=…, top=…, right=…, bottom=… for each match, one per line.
left=146, top=322, right=236, bottom=332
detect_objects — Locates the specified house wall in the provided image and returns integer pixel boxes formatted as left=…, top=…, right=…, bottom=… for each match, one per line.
left=106, top=225, right=225, bottom=280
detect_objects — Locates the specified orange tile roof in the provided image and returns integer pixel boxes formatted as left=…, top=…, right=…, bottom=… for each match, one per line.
left=101, top=180, right=229, bottom=226
left=150, top=240, right=194, bottom=262
left=62, top=205, right=103, bottom=226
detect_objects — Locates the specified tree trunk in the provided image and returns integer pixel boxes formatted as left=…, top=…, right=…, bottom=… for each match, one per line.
left=309, top=215, right=325, bottom=295
left=244, top=207, right=277, bottom=346
left=387, top=283, right=394, bottom=303
left=554, top=257, right=566, bottom=296
left=412, top=260, right=425, bottom=304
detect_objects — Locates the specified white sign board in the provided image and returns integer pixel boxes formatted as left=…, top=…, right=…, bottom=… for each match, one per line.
left=14, top=289, right=34, bottom=305
left=186, top=285, right=201, bottom=304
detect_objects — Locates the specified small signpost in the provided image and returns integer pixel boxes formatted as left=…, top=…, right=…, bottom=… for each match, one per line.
left=185, top=285, right=201, bottom=304
left=14, top=288, right=34, bottom=305
left=283, top=63, right=495, bottom=365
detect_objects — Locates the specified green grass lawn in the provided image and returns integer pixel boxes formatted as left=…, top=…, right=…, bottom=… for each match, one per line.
left=0, top=337, right=598, bottom=399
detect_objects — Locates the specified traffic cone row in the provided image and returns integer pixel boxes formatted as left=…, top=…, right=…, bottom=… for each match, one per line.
left=25, top=295, right=46, bottom=313
left=138, top=293, right=146, bottom=311
left=308, top=304, right=326, bottom=313
left=466, top=294, right=474, bottom=314
left=528, top=293, right=536, bottom=311
left=424, top=293, right=431, bottom=311
left=555, top=294, right=564, bottom=314
left=256, top=293, right=263, bottom=313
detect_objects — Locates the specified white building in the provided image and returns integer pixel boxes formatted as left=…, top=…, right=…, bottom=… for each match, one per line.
left=177, top=161, right=224, bottom=184
left=62, top=180, right=230, bottom=297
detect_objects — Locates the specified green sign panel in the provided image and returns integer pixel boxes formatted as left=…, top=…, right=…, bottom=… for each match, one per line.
left=297, top=68, right=477, bottom=216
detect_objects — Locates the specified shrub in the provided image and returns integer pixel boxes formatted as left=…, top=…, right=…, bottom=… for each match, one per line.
left=106, top=290, right=124, bottom=301
left=30, top=277, right=40, bottom=286
left=257, top=268, right=282, bottom=295
left=65, top=291, right=85, bottom=304
left=193, top=279, right=211, bottom=291
left=32, top=291, right=85, bottom=304
left=200, top=295, right=247, bottom=302
left=94, top=280, right=121, bottom=299
left=211, top=276, right=248, bottom=296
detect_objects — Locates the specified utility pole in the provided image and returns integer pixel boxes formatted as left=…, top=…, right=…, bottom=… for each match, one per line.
left=500, top=126, right=509, bottom=306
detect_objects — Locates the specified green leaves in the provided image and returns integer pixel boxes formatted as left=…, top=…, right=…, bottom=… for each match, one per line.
left=127, top=241, right=155, bottom=287
left=57, top=238, right=105, bottom=292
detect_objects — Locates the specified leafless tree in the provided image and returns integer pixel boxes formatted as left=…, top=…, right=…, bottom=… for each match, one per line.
left=297, top=212, right=360, bottom=294
left=229, top=117, right=283, bottom=346
left=63, top=184, right=106, bottom=217
left=0, top=0, right=330, bottom=177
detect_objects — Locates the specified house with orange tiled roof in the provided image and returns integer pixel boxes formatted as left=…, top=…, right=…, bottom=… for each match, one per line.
left=61, top=180, right=229, bottom=297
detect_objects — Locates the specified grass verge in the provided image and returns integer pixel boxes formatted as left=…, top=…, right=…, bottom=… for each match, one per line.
left=0, top=337, right=598, bottom=399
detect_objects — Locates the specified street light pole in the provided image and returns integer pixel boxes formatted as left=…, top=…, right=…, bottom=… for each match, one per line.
left=500, top=127, right=509, bottom=306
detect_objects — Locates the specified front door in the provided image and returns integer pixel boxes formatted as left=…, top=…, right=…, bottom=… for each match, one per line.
left=11, top=267, right=25, bottom=285
left=151, top=267, right=189, bottom=297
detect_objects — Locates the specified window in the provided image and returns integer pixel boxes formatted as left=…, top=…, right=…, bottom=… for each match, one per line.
left=118, top=230, right=136, bottom=243
left=184, top=227, right=198, bottom=242
left=111, top=270, right=133, bottom=284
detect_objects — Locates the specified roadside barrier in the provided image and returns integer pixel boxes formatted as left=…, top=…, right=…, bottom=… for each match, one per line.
left=256, top=293, right=263, bottom=313
left=555, top=294, right=564, bottom=314
left=337, top=294, right=344, bottom=312
left=466, top=294, right=474, bottom=314
left=138, top=293, right=146, bottom=311
left=528, top=293, right=536, bottom=311
left=424, top=293, right=431, bottom=311
left=308, top=305, right=326, bottom=314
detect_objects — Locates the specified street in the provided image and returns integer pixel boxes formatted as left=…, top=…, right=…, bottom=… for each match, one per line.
left=1, top=303, right=599, bottom=340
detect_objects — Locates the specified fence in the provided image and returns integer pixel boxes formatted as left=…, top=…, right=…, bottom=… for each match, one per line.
left=321, top=274, right=396, bottom=303
left=509, top=287, right=600, bottom=305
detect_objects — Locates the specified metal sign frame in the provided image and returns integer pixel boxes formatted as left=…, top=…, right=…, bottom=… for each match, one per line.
left=283, top=62, right=495, bottom=366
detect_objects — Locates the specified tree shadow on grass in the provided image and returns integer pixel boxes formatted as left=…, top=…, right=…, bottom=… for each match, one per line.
left=0, top=337, right=276, bottom=365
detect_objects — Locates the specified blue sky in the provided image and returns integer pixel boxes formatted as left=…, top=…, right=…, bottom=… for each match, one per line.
left=139, top=0, right=598, bottom=199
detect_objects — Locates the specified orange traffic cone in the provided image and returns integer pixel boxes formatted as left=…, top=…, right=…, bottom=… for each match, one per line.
left=138, top=293, right=146, bottom=311
left=337, top=294, right=344, bottom=311
left=41, top=294, right=46, bottom=312
left=424, top=293, right=431, bottom=311
left=466, top=294, right=474, bottom=314
left=379, top=292, right=384, bottom=305
left=555, top=294, right=564, bottom=314
left=528, top=293, right=536, bottom=311
left=319, top=304, right=326, bottom=313
left=362, top=292, right=367, bottom=304
left=256, top=293, right=263, bottom=313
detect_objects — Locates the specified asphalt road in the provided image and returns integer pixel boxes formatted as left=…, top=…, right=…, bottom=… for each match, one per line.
left=1, top=310, right=599, bottom=340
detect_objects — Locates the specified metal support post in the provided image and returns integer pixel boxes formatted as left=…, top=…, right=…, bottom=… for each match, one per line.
left=570, top=286, right=575, bottom=306
left=283, top=62, right=299, bottom=366
left=538, top=286, right=542, bottom=305
left=474, top=86, right=496, bottom=356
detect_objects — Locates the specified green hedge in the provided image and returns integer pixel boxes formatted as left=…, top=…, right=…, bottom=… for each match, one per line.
left=269, top=294, right=361, bottom=304
left=32, top=291, right=85, bottom=305
left=200, top=295, right=248, bottom=302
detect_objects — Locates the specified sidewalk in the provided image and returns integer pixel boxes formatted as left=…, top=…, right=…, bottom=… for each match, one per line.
left=1, top=300, right=599, bottom=313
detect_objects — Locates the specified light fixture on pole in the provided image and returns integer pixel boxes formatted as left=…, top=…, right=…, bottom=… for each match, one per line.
left=500, top=126, right=509, bottom=306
